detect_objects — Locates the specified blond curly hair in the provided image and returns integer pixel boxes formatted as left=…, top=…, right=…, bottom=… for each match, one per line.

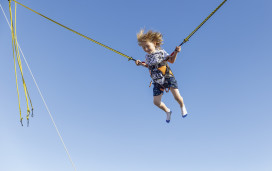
left=137, top=29, right=163, bottom=49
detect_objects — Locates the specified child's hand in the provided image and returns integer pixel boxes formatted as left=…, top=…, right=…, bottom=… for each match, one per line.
left=175, top=46, right=181, bottom=53
left=135, top=60, right=142, bottom=66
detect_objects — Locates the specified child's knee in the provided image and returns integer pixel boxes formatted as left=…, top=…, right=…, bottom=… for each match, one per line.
left=153, top=99, right=161, bottom=106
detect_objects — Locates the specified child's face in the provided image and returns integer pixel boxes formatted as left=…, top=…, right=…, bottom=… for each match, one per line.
left=141, top=41, right=156, bottom=54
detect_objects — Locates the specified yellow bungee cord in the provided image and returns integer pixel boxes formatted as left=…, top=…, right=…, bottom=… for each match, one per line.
left=9, top=1, right=33, bottom=126
left=10, top=0, right=227, bottom=62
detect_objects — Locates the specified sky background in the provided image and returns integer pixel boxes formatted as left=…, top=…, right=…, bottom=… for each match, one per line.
left=0, top=0, right=272, bottom=171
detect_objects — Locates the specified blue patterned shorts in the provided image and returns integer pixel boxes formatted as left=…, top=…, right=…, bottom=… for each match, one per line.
left=153, top=77, right=178, bottom=96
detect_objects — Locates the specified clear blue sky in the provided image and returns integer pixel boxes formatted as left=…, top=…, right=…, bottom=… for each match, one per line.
left=1, top=0, right=271, bottom=171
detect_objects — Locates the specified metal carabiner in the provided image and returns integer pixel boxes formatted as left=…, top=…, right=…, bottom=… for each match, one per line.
left=20, top=118, right=23, bottom=126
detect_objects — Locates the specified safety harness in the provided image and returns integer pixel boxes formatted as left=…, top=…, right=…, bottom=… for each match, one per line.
left=148, top=61, right=174, bottom=92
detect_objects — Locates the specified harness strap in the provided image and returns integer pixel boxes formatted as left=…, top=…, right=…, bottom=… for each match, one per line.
left=149, top=80, right=152, bottom=87
left=158, top=85, right=170, bottom=93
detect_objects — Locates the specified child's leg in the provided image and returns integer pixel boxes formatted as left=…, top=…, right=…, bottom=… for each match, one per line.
left=170, top=88, right=188, bottom=117
left=153, top=94, right=170, bottom=112
left=170, top=88, right=184, bottom=107
left=154, top=94, right=172, bottom=122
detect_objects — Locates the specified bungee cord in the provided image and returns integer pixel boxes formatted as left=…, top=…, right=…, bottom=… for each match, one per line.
left=2, top=2, right=77, bottom=171
left=10, top=0, right=227, bottom=62
left=9, top=1, right=33, bottom=126
left=179, top=0, right=227, bottom=47
left=10, top=0, right=136, bottom=61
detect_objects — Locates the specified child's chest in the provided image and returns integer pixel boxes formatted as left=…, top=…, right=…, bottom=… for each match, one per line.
left=146, top=51, right=165, bottom=66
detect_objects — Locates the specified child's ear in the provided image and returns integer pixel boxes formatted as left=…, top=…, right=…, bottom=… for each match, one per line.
left=153, top=41, right=157, bottom=47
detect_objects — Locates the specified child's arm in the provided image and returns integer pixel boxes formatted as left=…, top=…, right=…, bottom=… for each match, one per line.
left=135, top=60, right=148, bottom=68
left=167, top=46, right=181, bottom=64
